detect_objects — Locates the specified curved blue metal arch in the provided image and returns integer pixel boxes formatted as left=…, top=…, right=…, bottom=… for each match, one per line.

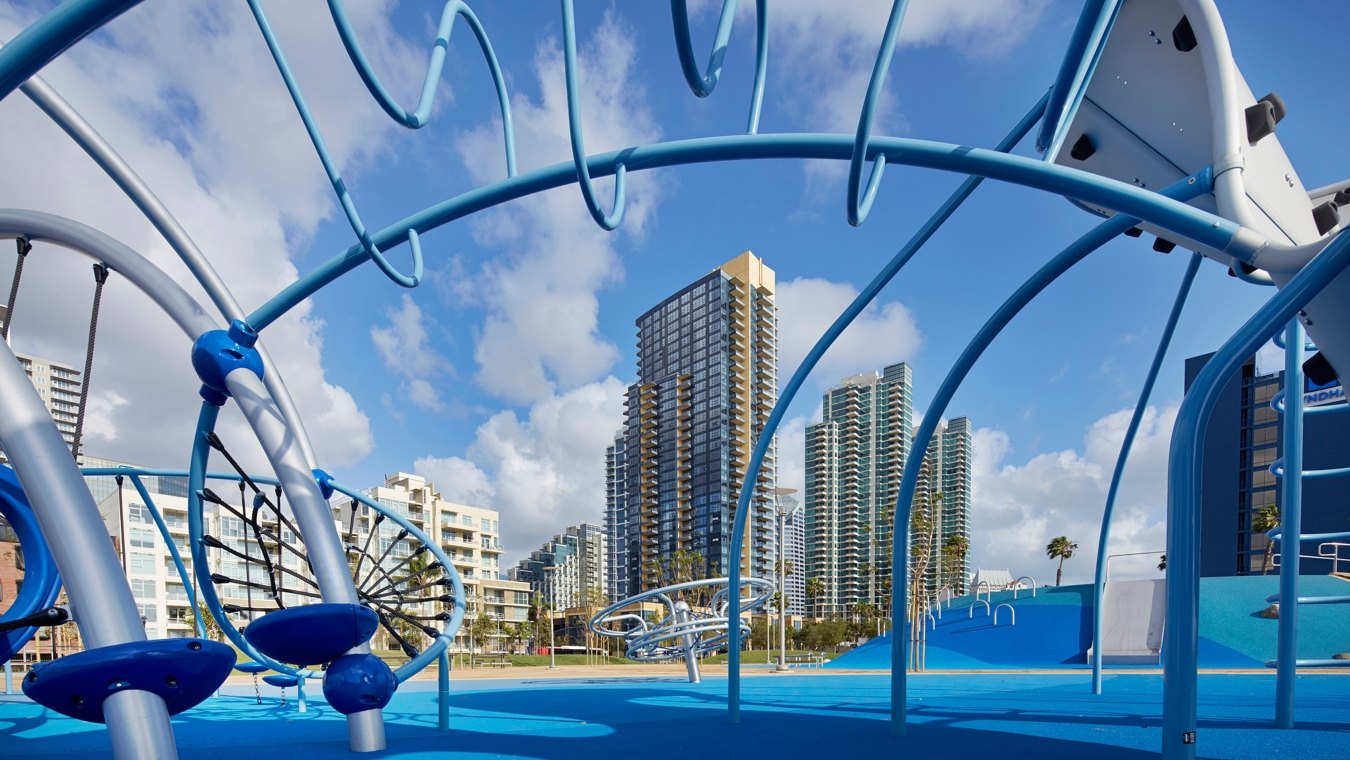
left=669, top=0, right=769, bottom=134
left=0, top=465, right=62, bottom=662
left=846, top=0, right=908, bottom=227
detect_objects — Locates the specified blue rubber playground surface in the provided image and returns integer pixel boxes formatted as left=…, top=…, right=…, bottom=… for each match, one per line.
left=3, top=671, right=1349, bottom=759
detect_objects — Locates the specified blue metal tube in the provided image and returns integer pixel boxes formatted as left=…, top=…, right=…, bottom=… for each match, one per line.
left=846, top=0, right=909, bottom=226
left=83, top=467, right=281, bottom=487
left=1267, top=528, right=1350, bottom=543
left=125, top=474, right=206, bottom=638
left=890, top=172, right=1211, bottom=735
left=561, top=0, right=626, bottom=231
left=1036, top=0, right=1121, bottom=156
left=185, top=401, right=307, bottom=676
left=1270, top=462, right=1350, bottom=479
left=1271, top=391, right=1346, bottom=416
left=325, top=0, right=516, bottom=177
left=1265, top=594, right=1350, bottom=606
left=0, top=0, right=141, bottom=102
left=247, top=130, right=1240, bottom=331
left=1162, top=231, right=1350, bottom=760
left=723, top=95, right=1047, bottom=722
left=745, top=0, right=767, bottom=134
left=438, top=649, right=451, bottom=731
left=1275, top=319, right=1304, bottom=727
left=1090, top=252, right=1202, bottom=694
left=669, top=0, right=740, bottom=97
left=245, top=0, right=422, bottom=289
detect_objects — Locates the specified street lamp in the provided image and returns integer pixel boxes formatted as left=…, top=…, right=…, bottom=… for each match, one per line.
left=543, top=565, right=559, bottom=669
left=769, top=487, right=800, bottom=672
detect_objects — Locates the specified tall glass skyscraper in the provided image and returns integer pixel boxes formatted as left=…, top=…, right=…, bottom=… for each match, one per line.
left=606, top=251, right=778, bottom=599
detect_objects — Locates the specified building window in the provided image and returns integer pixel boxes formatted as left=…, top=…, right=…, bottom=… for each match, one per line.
left=129, top=552, right=156, bottom=575
left=129, top=527, right=156, bottom=549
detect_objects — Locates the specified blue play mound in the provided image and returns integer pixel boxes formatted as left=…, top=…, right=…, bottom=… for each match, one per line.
left=827, top=575, right=1350, bottom=670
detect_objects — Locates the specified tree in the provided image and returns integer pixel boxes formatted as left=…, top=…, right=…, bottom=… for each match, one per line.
left=1157, top=554, right=1167, bottom=572
left=942, top=534, right=970, bottom=593
left=468, top=614, right=495, bottom=666
left=1253, top=504, right=1281, bottom=575
left=196, top=601, right=222, bottom=642
left=1046, top=536, right=1078, bottom=586
left=528, top=594, right=552, bottom=654
left=805, top=577, right=826, bottom=617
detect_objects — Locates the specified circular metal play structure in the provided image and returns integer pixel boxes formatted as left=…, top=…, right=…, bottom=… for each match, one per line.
left=589, top=577, right=775, bottom=683
left=0, top=2, right=1348, bottom=759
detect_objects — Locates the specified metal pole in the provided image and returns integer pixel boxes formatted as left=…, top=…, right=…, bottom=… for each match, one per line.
left=548, top=568, right=557, bottom=670
left=1275, top=320, right=1304, bottom=727
left=0, top=339, right=176, bottom=758
left=777, top=508, right=788, bottom=672
left=437, top=649, right=450, bottom=731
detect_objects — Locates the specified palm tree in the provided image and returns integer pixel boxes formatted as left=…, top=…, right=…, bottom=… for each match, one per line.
left=942, top=534, right=970, bottom=593
left=1253, top=504, right=1280, bottom=575
left=805, top=577, right=826, bottom=618
left=1046, top=536, right=1078, bottom=586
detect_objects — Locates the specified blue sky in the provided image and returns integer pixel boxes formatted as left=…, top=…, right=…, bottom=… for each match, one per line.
left=1, top=1, right=1347, bottom=584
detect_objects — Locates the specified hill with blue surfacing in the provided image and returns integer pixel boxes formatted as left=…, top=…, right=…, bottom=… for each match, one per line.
left=827, top=575, right=1350, bottom=670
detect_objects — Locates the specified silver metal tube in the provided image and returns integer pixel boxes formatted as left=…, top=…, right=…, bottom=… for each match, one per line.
left=346, top=709, right=386, bottom=753
left=0, top=340, right=177, bottom=756
left=225, top=368, right=354, bottom=603
left=224, top=368, right=384, bottom=751
left=104, top=690, right=179, bottom=759
left=16, top=70, right=319, bottom=468
left=0, top=210, right=216, bottom=339
left=674, top=602, right=700, bottom=683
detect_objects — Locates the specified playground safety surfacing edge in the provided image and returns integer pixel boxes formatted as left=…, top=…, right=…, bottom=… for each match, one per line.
left=3, top=671, right=1349, bottom=758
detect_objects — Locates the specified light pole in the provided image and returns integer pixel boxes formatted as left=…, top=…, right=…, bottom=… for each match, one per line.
left=769, top=487, right=800, bottom=672
left=544, top=565, right=558, bottom=669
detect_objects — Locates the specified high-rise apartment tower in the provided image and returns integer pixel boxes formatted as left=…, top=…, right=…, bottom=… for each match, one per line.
left=606, top=251, right=778, bottom=598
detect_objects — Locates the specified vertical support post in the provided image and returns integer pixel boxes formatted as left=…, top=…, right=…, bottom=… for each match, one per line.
left=438, top=649, right=450, bottom=732
left=674, top=601, right=701, bottom=683
left=4, top=660, right=12, bottom=693
left=1275, top=319, right=1304, bottom=728
left=297, top=675, right=307, bottom=714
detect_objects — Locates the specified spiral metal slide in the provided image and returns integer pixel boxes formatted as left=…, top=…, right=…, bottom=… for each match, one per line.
left=0, top=1, right=1348, bottom=759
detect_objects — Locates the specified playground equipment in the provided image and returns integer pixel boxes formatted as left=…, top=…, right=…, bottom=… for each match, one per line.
left=0, top=1, right=1347, bottom=759
left=588, top=577, right=774, bottom=683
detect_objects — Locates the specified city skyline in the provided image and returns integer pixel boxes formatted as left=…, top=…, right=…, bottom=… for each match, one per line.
left=4, top=3, right=1340, bottom=586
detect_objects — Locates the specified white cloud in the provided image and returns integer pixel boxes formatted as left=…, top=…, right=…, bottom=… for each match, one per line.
left=454, top=10, right=663, bottom=405
left=370, top=295, right=454, bottom=413
left=775, top=276, right=922, bottom=388
left=969, top=404, right=1176, bottom=587
left=711, top=0, right=1049, bottom=185
left=0, top=0, right=424, bottom=470
left=414, top=377, right=628, bottom=558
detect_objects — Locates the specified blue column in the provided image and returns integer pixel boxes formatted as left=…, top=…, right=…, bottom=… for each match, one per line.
left=1275, top=320, right=1304, bottom=727
left=1162, top=231, right=1350, bottom=760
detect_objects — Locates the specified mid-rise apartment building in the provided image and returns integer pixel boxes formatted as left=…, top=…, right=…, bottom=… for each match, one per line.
left=337, top=472, right=531, bottom=653
left=508, top=522, right=607, bottom=610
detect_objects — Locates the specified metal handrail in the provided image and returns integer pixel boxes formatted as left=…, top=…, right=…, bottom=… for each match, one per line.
left=1105, top=550, right=1166, bottom=582
left=993, top=603, right=1016, bottom=626
left=975, top=580, right=994, bottom=603
left=1012, top=576, right=1037, bottom=599
left=968, top=599, right=990, bottom=619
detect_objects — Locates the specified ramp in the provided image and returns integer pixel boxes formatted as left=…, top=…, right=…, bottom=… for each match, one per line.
left=1089, top=579, right=1165, bottom=665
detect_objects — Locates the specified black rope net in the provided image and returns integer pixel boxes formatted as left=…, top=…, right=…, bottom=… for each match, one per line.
left=198, top=433, right=453, bottom=662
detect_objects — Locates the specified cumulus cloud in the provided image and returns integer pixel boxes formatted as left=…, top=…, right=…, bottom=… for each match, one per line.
left=969, top=404, right=1176, bottom=586
left=775, top=276, right=922, bottom=388
left=702, top=0, right=1049, bottom=185
left=0, top=0, right=423, bottom=470
left=371, top=295, right=454, bottom=413
left=454, top=10, right=663, bottom=405
left=414, top=377, right=628, bottom=558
